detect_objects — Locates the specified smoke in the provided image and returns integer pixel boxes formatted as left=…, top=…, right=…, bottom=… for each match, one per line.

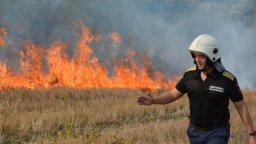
left=0, top=0, right=255, bottom=88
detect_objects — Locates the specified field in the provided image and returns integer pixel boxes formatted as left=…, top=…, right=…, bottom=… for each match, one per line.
left=0, top=88, right=255, bottom=144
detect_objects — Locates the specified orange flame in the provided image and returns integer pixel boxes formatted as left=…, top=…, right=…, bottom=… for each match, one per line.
left=0, top=28, right=8, bottom=47
left=0, top=23, right=177, bottom=91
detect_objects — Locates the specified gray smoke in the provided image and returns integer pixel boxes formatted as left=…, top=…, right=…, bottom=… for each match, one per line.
left=0, top=0, right=255, bottom=88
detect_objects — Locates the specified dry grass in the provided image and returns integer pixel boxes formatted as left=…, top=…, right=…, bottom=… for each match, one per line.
left=0, top=88, right=255, bottom=144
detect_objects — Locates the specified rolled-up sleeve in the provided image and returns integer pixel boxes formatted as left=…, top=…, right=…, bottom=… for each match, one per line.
left=175, top=73, right=188, bottom=93
left=229, top=78, right=243, bottom=102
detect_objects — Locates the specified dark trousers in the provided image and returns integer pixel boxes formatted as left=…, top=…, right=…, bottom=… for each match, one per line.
left=187, top=123, right=230, bottom=144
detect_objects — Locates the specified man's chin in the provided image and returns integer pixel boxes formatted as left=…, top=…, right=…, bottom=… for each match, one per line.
left=198, top=66, right=207, bottom=71
left=198, top=66, right=203, bottom=69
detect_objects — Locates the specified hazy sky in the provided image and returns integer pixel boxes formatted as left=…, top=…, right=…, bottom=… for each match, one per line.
left=0, top=0, right=255, bottom=88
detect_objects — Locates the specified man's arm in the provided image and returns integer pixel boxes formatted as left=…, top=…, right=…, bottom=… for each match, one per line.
left=137, top=88, right=184, bottom=106
left=233, top=100, right=255, bottom=143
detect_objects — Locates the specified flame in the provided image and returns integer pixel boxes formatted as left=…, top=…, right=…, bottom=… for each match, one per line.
left=0, top=28, right=8, bottom=47
left=0, top=23, right=177, bottom=91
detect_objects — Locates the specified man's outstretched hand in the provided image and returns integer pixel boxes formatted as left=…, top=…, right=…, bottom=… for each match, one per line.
left=137, top=93, right=154, bottom=106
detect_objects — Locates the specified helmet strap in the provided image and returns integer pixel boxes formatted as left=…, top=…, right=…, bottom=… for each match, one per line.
left=205, top=57, right=214, bottom=67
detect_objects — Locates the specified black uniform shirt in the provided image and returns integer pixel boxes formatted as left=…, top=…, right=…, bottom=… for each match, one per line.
left=176, top=67, right=243, bottom=127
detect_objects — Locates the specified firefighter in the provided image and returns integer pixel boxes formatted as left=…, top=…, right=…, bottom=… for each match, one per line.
left=137, top=34, right=255, bottom=144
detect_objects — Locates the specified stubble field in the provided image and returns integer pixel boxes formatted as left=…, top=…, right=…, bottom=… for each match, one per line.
left=0, top=88, right=255, bottom=144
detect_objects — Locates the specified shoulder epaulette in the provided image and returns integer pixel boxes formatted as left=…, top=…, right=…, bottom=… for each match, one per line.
left=222, top=71, right=235, bottom=81
left=186, top=66, right=196, bottom=72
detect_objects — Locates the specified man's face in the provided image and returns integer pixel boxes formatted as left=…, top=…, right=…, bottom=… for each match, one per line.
left=194, top=52, right=207, bottom=70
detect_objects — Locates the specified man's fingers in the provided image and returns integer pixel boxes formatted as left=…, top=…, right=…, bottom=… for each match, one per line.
left=137, top=95, right=154, bottom=106
left=137, top=97, right=146, bottom=102
left=137, top=96, right=149, bottom=105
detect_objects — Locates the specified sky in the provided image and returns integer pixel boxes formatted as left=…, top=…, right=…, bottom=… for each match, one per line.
left=0, top=0, right=256, bottom=88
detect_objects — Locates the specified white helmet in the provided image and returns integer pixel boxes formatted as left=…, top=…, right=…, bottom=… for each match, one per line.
left=188, top=34, right=220, bottom=62
left=188, top=34, right=225, bottom=72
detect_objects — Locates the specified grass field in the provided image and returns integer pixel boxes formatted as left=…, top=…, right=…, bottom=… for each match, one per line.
left=0, top=88, right=255, bottom=144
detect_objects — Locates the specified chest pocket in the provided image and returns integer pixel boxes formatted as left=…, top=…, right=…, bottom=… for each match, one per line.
left=209, top=85, right=224, bottom=93
left=207, top=85, right=226, bottom=101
